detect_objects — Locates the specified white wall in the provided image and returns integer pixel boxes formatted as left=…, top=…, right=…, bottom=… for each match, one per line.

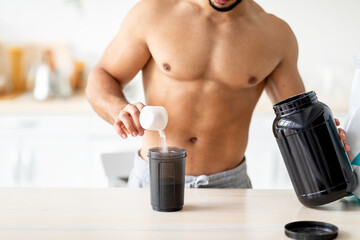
left=256, top=0, right=360, bottom=110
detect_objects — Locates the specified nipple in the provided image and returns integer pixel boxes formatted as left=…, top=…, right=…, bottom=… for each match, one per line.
left=163, top=63, right=171, bottom=71
left=248, top=76, right=258, bottom=85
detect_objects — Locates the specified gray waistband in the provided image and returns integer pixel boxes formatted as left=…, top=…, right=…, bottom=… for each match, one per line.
left=128, top=151, right=252, bottom=188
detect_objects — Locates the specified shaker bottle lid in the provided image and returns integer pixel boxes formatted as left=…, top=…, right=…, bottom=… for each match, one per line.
left=148, top=146, right=186, bottom=159
left=285, top=221, right=338, bottom=240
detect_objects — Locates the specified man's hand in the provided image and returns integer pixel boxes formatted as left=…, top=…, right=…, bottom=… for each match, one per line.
left=335, top=118, right=353, bottom=162
left=114, top=102, right=146, bottom=139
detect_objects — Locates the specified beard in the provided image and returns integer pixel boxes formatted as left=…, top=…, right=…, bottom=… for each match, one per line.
left=209, top=0, right=243, bottom=12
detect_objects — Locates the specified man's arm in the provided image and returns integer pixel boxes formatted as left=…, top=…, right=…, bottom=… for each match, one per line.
left=86, top=2, right=151, bottom=139
left=265, top=20, right=353, bottom=158
left=265, top=21, right=305, bottom=104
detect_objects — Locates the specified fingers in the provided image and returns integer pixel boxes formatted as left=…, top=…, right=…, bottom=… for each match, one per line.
left=114, top=121, right=128, bottom=139
left=121, top=123, right=130, bottom=134
left=114, top=103, right=146, bottom=138
left=134, top=102, right=145, bottom=136
left=124, top=104, right=145, bottom=136
left=337, top=125, right=353, bottom=162
left=120, top=109, right=138, bottom=137
left=344, top=141, right=351, bottom=152
left=134, top=102, right=145, bottom=112
left=338, top=128, right=346, bottom=141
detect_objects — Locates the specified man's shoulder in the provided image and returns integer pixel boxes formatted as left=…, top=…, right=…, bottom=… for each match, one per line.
left=253, top=9, right=292, bottom=35
left=257, top=12, right=298, bottom=59
left=251, top=9, right=297, bottom=50
left=264, top=12, right=296, bottom=40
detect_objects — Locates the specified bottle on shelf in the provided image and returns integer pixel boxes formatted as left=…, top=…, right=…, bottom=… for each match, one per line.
left=8, top=46, right=25, bottom=93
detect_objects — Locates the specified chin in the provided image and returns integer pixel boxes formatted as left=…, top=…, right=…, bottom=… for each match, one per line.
left=209, top=0, right=242, bottom=12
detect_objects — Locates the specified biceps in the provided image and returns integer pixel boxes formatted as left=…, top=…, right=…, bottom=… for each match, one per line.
left=98, top=33, right=151, bottom=86
left=265, top=61, right=305, bottom=104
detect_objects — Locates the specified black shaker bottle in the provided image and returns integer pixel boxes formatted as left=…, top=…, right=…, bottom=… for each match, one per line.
left=148, top=147, right=186, bottom=212
left=273, top=91, right=357, bottom=207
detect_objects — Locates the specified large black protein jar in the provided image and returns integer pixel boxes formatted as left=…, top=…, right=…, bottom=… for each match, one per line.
left=273, top=91, right=357, bottom=207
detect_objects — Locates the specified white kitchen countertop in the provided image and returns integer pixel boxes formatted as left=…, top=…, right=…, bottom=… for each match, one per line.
left=0, top=92, right=93, bottom=114
left=0, top=188, right=359, bottom=240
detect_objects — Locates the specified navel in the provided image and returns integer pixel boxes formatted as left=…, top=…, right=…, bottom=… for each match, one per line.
left=163, top=63, right=171, bottom=71
left=248, top=76, right=258, bottom=85
left=189, top=137, right=198, bottom=143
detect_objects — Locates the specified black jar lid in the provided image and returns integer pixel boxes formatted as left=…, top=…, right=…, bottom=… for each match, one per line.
left=148, top=146, right=187, bottom=160
left=285, top=221, right=338, bottom=240
left=273, top=91, right=318, bottom=116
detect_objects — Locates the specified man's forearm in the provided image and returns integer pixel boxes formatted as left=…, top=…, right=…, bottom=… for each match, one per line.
left=86, top=67, right=129, bottom=125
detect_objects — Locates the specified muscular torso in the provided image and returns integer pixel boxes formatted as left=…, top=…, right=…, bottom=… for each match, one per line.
left=139, top=0, right=283, bottom=175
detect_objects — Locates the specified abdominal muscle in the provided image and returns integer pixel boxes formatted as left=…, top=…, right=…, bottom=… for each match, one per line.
left=139, top=65, right=265, bottom=176
left=141, top=127, right=249, bottom=176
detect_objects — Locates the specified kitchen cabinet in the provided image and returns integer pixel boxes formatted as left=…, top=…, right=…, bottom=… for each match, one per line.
left=0, top=113, right=141, bottom=188
left=0, top=132, right=18, bottom=186
left=246, top=113, right=291, bottom=189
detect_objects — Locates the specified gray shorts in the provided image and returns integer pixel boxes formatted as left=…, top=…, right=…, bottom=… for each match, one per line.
left=127, top=151, right=252, bottom=188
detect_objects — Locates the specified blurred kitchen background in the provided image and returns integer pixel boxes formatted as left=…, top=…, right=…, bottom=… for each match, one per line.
left=0, top=0, right=359, bottom=189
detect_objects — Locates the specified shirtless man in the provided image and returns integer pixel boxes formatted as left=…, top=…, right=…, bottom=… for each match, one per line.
left=86, top=0, right=349, bottom=188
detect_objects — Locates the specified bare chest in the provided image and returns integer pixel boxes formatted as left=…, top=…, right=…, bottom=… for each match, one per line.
left=146, top=16, right=281, bottom=88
